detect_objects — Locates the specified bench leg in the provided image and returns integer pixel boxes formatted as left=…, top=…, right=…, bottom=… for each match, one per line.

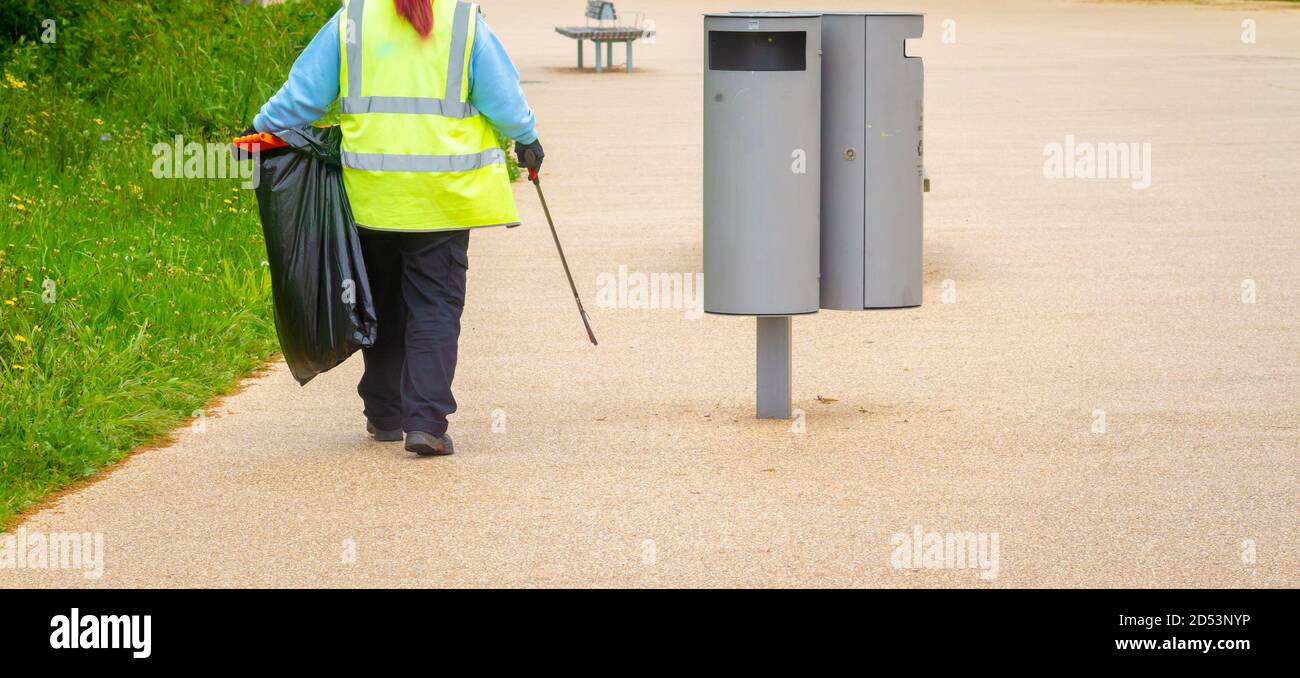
left=595, top=41, right=603, bottom=73
left=626, top=42, right=633, bottom=73
left=577, top=38, right=583, bottom=69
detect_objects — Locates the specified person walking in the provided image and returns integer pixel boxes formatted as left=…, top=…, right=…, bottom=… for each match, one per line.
left=247, top=0, right=543, bottom=456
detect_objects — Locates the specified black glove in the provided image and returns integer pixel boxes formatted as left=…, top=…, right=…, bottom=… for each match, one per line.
left=515, top=138, right=544, bottom=177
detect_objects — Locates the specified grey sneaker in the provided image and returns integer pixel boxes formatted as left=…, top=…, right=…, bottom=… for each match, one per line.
left=405, top=431, right=453, bottom=457
left=366, top=421, right=403, bottom=442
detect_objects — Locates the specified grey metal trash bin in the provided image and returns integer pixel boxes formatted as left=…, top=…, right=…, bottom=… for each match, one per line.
left=701, top=11, right=924, bottom=420
left=820, top=12, right=925, bottom=310
left=703, top=12, right=822, bottom=317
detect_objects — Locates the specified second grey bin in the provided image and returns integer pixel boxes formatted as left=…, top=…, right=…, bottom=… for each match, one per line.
left=820, top=12, right=924, bottom=310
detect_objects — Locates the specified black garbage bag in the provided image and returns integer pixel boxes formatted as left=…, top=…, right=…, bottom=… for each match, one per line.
left=243, top=126, right=377, bottom=385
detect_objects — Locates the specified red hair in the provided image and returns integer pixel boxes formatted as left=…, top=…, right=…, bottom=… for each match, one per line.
left=394, top=0, right=434, bottom=38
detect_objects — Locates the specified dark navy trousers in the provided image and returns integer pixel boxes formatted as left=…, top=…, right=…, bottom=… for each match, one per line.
left=356, top=227, right=469, bottom=436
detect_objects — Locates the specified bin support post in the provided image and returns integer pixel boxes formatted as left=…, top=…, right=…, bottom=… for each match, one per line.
left=595, top=41, right=603, bottom=73
left=756, top=316, right=792, bottom=419
left=577, top=38, right=584, bottom=69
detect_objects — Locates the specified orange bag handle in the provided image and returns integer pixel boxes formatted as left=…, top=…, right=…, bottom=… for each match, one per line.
left=231, top=131, right=289, bottom=152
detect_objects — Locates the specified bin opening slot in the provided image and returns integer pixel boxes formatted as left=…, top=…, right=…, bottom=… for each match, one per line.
left=708, top=30, right=807, bottom=72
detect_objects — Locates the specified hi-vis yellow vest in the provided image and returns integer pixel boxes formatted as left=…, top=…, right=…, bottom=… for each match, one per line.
left=339, top=0, right=520, bottom=231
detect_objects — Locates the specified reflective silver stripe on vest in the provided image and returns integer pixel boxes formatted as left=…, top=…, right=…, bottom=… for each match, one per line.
left=345, top=0, right=365, bottom=98
left=355, top=220, right=519, bottom=232
left=445, top=2, right=473, bottom=103
left=340, top=96, right=479, bottom=118
left=342, top=148, right=505, bottom=172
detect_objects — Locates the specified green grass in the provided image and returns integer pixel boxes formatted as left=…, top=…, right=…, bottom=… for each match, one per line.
left=0, top=0, right=518, bottom=528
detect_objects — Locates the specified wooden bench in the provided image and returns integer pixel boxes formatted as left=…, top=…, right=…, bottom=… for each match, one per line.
left=554, top=1, right=653, bottom=73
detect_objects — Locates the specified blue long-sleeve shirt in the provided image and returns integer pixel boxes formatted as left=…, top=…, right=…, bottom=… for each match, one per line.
left=253, top=9, right=537, bottom=144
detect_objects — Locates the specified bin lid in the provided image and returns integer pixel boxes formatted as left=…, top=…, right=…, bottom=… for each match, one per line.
left=704, top=12, right=821, bottom=18
left=820, top=11, right=925, bottom=16
left=705, top=11, right=924, bottom=17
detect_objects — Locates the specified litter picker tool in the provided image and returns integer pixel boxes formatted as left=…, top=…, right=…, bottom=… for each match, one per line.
left=526, top=150, right=598, bottom=346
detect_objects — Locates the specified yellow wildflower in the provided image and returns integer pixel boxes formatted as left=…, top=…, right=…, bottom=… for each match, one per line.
left=14, top=334, right=26, bottom=343
left=12, top=364, right=25, bottom=370
left=15, top=204, right=26, bottom=211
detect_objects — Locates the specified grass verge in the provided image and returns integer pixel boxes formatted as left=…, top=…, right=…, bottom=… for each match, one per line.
left=0, top=0, right=520, bottom=528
